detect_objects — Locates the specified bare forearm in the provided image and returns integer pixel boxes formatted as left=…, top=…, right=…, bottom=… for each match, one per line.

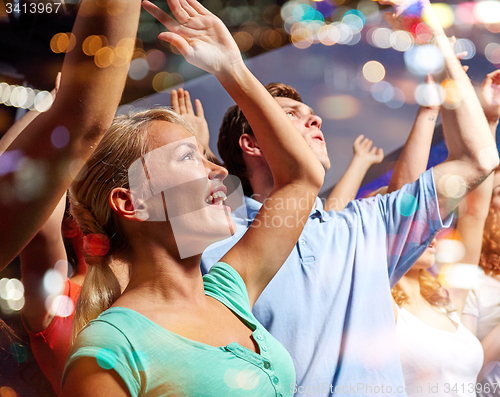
left=0, top=0, right=141, bottom=269
left=326, top=157, right=371, bottom=211
left=388, top=107, right=437, bottom=192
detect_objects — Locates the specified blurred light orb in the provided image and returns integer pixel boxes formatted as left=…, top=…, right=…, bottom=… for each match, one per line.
left=479, top=147, right=500, bottom=170
left=317, top=95, right=360, bottom=120
left=363, top=61, right=385, bottom=83
left=146, top=49, right=167, bottom=71
left=1, top=84, right=12, bottom=105
left=333, top=22, right=353, bottom=45
left=358, top=0, right=378, bottom=17
left=83, top=35, right=103, bottom=56
left=51, top=126, right=70, bottom=149
left=43, top=269, right=65, bottom=295
left=343, top=13, right=364, bottom=34
left=386, top=87, right=405, bottom=109
left=34, top=91, right=53, bottom=112
left=390, top=30, right=414, bottom=52
left=454, top=2, right=476, bottom=25
left=371, top=27, right=392, bottom=49
left=233, top=31, right=254, bottom=52
left=47, top=294, right=75, bottom=317
left=9, top=86, right=28, bottom=108
left=454, top=38, right=476, bottom=60
left=315, top=0, right=335, bottom=18
left=474, top=1, right=500, bottom=24
left=444, top=174, right=467, bottom=198
left=5, top=278, right=24, bottom=301
left=0, top=386, right=18, bottom=397
left=443, top=264, right=484, bottom=289
left=414, top=82, right=444, bottom=106
left=435, top=238, right=465, bottom=263
left=485, top=43, right=500, bottom=65
left=441, top=79, right=462, bottom=108
left=318, top=24, right=340, bottom=46
left=423, top=3, right=454, bottom=28
left=404, top=45, right=444, bottom=75
left=414, top=22, right=433, bottom=44
left=371, top=81, right=394, bottom=103
left=128, top=58, right=149, bottom=80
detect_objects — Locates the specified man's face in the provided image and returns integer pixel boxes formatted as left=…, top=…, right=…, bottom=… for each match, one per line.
left=274, top=96, right=331, bottom=171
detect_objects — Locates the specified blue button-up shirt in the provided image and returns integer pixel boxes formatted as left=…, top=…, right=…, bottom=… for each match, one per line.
left=201, top=169, right=452, bottom=396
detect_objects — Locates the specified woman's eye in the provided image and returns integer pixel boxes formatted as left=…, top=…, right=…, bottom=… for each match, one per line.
left=286, top=111, right=294, bottom=118
left=182, top=152, right=196, bottom=161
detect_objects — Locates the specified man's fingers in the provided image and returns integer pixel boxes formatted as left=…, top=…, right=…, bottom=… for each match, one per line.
left=158, top=32, right=192, bottom=58
left=178, top=88, right=188, bottom=114
left=171, top=89, right=180, bottom=113
left=184, top=90, right=194, bottom=114
left=194, top=99, right=204, bottom=118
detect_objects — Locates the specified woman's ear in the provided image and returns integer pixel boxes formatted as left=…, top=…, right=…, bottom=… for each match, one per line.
left=109, top=188, right=149, bottom=221
left=239, top=133, right=263, bottom=157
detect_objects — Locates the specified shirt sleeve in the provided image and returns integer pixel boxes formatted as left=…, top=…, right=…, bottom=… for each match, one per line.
left=358, top=168, right=453, bottom=286
left=463, top=289, right=479, bottom=318
left=62, top=320, right=140, bottom=396
left=203, top=262, right=252, bottom=318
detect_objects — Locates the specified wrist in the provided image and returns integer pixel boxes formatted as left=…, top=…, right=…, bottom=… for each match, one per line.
left=351, top=155, right=374, bottom=170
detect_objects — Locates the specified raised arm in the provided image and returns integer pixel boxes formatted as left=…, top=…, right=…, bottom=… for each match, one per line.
left=448, top=71, right=499, bottom=315
left=325, top=134, right=383, bottom=211
left=387, top=77, right=440, bottom=193
left=20, top=194, right=68, bottom=333
left=143, top=0, right=324, bottom=306
left=0, top=0, right=141, bottom=270
left=170, top=88, right=220, bottom=164
left=422, top=3, right=499, bottom=219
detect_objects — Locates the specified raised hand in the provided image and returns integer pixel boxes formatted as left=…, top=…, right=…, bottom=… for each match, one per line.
left=480, top=70, right=500, bottom=124
left=171, top=88, right=210, bottom=147
left=142, top=0, right=243, bottom=76
left=353, top=135, right=384, bottom=166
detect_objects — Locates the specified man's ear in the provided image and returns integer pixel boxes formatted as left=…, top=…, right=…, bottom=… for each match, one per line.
left=109, top=188, right=149, bottom=222
left=239, top=133, right=263, bottom=157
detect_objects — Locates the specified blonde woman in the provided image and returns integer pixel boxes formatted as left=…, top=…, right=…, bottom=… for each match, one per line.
left=61, top=0, right=324, bottom=396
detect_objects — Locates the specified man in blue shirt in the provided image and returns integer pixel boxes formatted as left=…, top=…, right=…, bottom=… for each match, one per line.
left=201, top=49, right=497, bottom=396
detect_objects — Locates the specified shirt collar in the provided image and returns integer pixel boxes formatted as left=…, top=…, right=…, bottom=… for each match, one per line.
left=236, top=195, right=326, bottom=222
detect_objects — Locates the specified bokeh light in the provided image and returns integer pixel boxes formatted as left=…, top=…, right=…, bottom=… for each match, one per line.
left=128, top=58, right=149, bottom=80
left=404, top=45, right=444, bottom=75
left=83, top=233, right=110, bottom=257
left=441, top=264, right=484, bottom=289
left=435, top=238, right=465, bottom=263
left=474, top=1, right=500, bottom=24
left=51, top=126, right=70, bottom=149
left=0, top=386, right=18, bottom=397
left=390, top=30, right=413, bottom=52
left=485, top=43, right=500, bottom=65
left=0, top=278, right=25, bottom=313
left=422, top=3, right=454, bottom=29
left=414, top=82, right=444, bottom=107
left=46, top=294, right=75, bottom=317
left=370, top=27, right=392, bottom=49
left=34, top=91, right=53, bottom=112
left=317, top=95, right=360, bottom=120
left=233, top=31, right=254, bottom=52
left=454, top=38, right=475, bottom=60
left=363, top=61, right=385, bottom=83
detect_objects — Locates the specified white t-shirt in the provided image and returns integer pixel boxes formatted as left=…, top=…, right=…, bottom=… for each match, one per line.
left=397, top=307, right=483, bottom=397
left=463, top=274, right=500, bottom=396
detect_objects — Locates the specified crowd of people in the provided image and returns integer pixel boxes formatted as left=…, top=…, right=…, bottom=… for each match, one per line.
left=1, top=0, right=500, bottom=396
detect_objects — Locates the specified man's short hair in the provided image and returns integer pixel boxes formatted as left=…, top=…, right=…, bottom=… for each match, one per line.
left=217, top=83, right=302, bottom=197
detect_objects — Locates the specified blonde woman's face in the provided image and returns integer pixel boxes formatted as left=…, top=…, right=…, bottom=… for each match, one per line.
left=128, top=121, right=236, bottom=258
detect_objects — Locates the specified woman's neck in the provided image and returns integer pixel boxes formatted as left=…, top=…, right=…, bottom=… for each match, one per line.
left=120, top=236, right=207, bottom=306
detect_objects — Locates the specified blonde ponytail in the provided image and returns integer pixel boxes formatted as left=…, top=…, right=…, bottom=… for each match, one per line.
left=70, top=108, right=194, bottom=340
